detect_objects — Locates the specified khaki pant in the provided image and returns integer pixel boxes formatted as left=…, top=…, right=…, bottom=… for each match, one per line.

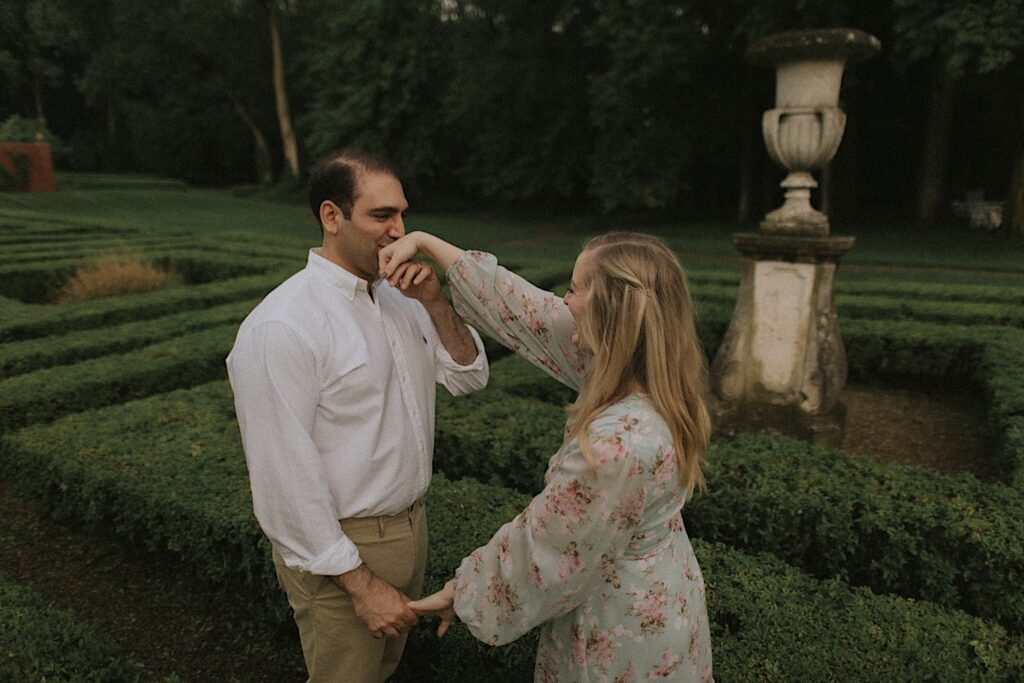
left=273, top=499, right=428, bottom=683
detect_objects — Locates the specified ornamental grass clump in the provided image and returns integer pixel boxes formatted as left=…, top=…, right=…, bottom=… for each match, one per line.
left=54, top=259, right=181, bottom=303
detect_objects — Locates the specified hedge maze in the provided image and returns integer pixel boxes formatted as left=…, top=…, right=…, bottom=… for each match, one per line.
left=2, top=213, right=1023, bottom=680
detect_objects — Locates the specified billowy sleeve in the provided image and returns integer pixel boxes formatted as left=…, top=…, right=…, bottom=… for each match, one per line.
left=226, top=321, right=361, bottom=576
left=446, top=251, right=586, bottom=392
left=452, top=414, right=647, bottom=645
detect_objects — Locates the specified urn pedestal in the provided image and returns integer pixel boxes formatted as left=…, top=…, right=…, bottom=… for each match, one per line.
left=710, top=28, right=879, bottom=448
left=711, top=233, right=854, bottom=448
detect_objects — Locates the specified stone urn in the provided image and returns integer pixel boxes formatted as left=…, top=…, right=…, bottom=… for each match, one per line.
left=748, top=29, right=880, bottom=235
left=710, top=28, right=880, bottom=448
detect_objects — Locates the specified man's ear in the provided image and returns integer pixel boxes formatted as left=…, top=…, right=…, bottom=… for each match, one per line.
left=319, top=200, right=343, bottom=236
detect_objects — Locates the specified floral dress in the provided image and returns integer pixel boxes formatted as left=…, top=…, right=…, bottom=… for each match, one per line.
left=446, top=252, right=714, bottom=682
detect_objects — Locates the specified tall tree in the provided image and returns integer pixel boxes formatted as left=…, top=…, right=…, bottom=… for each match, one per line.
left=0, top=0, right=85, bottom=128
left=891, top=0, right=1024, bottom=229
left=266, top=0, right=302, bottom=180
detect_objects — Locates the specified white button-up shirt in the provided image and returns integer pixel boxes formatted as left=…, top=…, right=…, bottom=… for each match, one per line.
left=226, top=248, right=488, bottom=576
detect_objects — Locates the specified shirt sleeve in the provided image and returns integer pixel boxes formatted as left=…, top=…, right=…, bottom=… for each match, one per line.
left=446, top=251, right=586, bottom=392
left=411, top=302, right=490, bottom=396
left=226, top=320, right=361, bottom=576
left=452, top=414, right=648, bottom=646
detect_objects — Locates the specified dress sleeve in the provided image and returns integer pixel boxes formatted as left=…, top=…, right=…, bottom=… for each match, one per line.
left=452, top=414, right=647, bottom=646
left=446, top=251, right=586, bottom=391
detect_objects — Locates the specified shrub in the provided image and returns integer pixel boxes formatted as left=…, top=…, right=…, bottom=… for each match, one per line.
left=0, top=299, right=255, bottom=379
left=440, top=355, right=1024, bottom=631
left=54, top=259, right=182, bottom=303
left=687, top=434, right=1024, bottom=633
left=0, top=571, right=145, bottom=681
left=0, top=324, right=238, bottom=432
left=0, top=269, right=288, bottom=343
left=3, top=390, right=1022, bottom=681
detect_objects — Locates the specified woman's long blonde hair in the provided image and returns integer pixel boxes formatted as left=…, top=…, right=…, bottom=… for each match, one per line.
left=566, top=232, right=711, bottom=498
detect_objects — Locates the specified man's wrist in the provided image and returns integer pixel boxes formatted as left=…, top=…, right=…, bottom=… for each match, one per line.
left=334, top=563, right=372, bottom=595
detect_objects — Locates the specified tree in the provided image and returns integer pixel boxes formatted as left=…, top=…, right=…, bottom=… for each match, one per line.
left=0, top=0, right=86, bottom=129
left=297, top=0, right=451, bottom=189
left=891, top=0, right=1024, bottom=229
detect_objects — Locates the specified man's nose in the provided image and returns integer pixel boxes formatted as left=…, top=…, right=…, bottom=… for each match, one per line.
left=390, top=216, right=405, bottom=238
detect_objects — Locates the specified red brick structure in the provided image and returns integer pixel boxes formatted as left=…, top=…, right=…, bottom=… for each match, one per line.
left=0, top=142, right=57, bottom=192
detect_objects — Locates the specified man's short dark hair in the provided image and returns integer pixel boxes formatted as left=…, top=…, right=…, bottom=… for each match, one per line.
left=307, top=150, right=400, bottom=226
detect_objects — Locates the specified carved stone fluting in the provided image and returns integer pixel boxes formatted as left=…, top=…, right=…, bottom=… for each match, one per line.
left=747, top=28, right=880, bottom=236
left=710, top=28, right=879, bottom=449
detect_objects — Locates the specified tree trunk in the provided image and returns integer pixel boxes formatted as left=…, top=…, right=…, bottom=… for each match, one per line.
left=32, top=75, right=46, bottom=132
left=229, top=94, right=274, bottom=185
left=1008, top=152, right=1024, bottom=239
left=268, top=2, right=300, bottom=181
left=915, top=75, right=956, bottom=230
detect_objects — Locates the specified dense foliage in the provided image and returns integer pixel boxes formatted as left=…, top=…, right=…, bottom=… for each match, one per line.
left=1, top=215, right=1023, bottom=678
left=1, top=0, right=1021, bottom=226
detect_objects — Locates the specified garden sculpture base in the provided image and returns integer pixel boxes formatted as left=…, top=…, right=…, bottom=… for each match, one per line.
left=711, top=232, right=855, bottom=449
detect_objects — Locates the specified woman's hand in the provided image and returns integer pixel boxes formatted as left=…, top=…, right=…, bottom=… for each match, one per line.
left=379, top=232, right=423, bottom=280
left=407, top=579, right=458, bottom=637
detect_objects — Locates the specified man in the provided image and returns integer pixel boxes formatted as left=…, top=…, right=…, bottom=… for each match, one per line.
left=226, top=150, right=488, bottom=682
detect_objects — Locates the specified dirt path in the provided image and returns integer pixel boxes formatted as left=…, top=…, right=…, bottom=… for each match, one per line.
left=842, top=382, right=996, bottom=480
left=0, top=485, right=305, bottom=682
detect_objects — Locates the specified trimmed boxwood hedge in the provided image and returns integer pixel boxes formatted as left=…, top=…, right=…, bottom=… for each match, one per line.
left=0, top=571, right=145, bottom=681
left=0, top=299, right=257, bottom=379
left=0, top=269, right=290, bottom=342
left=1, top=237, right=200, bottom=265
left=687, top=434, right=1024, bottom=633
left=2, top=386, right=1022, bottom=681
left=0, top=324, right=237, bottom=432
left=442, top=355, right=1024, bottom=632
left=0, top=250, right=286, bottom=303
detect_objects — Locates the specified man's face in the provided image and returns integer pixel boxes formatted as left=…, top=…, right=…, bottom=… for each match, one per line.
left=327, top=171, right=408, bottom=281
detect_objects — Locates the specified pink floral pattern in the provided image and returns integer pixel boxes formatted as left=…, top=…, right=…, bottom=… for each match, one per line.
left=448, top=252, right=714, bottom=681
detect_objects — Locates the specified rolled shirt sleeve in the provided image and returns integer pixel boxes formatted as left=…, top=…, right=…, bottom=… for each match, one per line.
left=226, top=320, right=361, bottom=576
left=412, top=303, right=490, bottom=396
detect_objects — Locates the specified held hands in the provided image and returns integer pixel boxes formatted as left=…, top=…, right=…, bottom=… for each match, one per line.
left=378, top=233, right=442, bottom=306
left=407, top=578, right=458, bottom=638
left=335, top=565, right=419, bottom=639
left=378, top=232, right=422, bottom=281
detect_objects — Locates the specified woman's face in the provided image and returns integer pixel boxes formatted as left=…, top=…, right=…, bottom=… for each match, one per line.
left=564, top=249, right=596, bottom=347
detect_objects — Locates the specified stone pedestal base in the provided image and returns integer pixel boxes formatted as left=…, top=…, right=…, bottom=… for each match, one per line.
left=712, top=399, right=847, bottom=449
left=711, top=231, right=854, bottom=448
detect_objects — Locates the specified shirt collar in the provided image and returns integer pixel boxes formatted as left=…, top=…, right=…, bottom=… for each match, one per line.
left=307, top=248, right=376, bottom=301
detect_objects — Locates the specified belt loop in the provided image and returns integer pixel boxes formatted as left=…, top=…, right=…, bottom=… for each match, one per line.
left=378, top=517, right=385, bottom=538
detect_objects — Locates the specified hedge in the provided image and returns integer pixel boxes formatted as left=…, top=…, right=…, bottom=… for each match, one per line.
left=0, top=236, right=193, bottom=264
left=2, top=387, right=1022, bottom=681
left=434, top=387, right=568, bottom=492
left=0, top=571, right=145, bottom=681
left=0, top=324, right=237, bottom=432
left=686, top=434, right=1024, bottom=633
left=0, top=249, right=287, bottom=301
left=0, top=269, right=289, bottom=342
left=441, top=352, right=1024, bottom=632
left=0, top=299, right=257, bottom=379
left=688, top=284, right=1024, bottom=329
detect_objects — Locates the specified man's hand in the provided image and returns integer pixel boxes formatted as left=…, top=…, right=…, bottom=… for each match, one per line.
left=407, top=579, right=458, bottom=638
left=334, top=564, right=419, bottom=639
left=379, top=232, right=423, bottom=280
left=386, top=261, right=443, bottom=307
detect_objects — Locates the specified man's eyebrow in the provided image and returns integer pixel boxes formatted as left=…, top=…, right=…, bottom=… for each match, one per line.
left=367, top=206, right=405, bottom=214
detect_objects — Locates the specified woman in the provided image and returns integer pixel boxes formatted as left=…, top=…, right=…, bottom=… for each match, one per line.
left=379, top=231, right=713, bottom=682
